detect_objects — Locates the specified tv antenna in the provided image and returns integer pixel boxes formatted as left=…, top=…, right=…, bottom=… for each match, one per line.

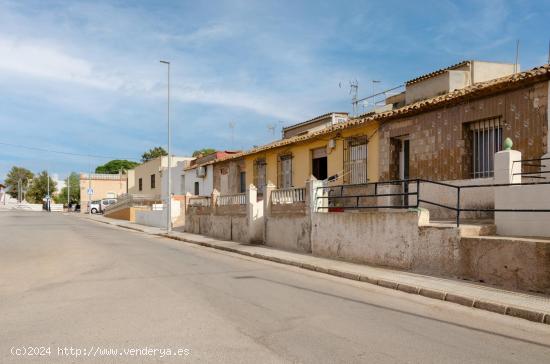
left=350, top=80, right=359, bottom=116
left=267, top=123, right=276, bottom=136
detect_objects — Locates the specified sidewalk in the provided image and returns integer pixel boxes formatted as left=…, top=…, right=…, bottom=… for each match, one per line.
left=80, top=214, right=550, bottom=325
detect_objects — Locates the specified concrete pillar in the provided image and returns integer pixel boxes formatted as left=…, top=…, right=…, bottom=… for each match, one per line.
left=544, top=80, right=550, bottom=159
left=307, top=177, right=326, bottom=214
left=494, top=139, right=521, bottom=184
left=263, top=181, right=276, bottom=218
left=211, top=189, right=219, bottom=215
left=246, top=184, right=263, bottom=243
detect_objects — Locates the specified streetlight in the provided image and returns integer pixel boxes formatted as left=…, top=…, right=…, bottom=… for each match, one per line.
left=160, top=60, right=172, bottom=233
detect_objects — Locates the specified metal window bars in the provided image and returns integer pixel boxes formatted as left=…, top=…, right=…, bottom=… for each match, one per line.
left=470, top=118, right=503, bottom=178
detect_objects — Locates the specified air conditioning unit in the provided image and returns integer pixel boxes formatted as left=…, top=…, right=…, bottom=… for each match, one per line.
left=196, top=166, right=207, bottom=178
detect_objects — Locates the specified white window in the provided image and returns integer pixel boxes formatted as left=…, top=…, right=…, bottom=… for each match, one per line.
left=470, top=118, right=503, bottom=178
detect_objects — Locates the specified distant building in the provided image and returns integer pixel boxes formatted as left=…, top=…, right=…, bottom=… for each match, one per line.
left=282, top=112, right=348, bottom=139
left=183, top=151, right=240, bottom=196
left=79, top=173, right=128, bottom=212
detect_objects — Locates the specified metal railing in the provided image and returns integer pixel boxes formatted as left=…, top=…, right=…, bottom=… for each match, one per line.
left=316, top=178, right=550, bottom=226
left=513, top=157, right=550, bottom=179
left=188, top=196, right=211, bottom=207
left=217, top=193, right=246, bottom=206
left=272, top=187, right=306, bottom=204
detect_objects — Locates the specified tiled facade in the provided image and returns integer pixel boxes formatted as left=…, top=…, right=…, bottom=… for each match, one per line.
left=378, top=80, right=548, bottom=181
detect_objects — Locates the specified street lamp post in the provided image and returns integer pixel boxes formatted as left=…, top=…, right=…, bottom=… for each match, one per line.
left=160, top=60, right=172, bottom=233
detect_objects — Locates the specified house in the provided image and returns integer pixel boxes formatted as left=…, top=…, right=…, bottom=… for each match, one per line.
left=204, top=112, right=379, bottom=196
left=79, top=173, right=128, bottom=213
left=183, top=151, right=240, bottom=196
left=127, top=155, right=194, bottom=199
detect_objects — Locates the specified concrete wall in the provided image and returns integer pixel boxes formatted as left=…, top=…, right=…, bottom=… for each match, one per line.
left=105, top=207, right=147, bottom=222
left=311, top=211, right=423, bottom=268
left=135, top=200, right=181, bottom=229
left=265, top=213, right=311, bottom=252
left=128, top=156, right=191, bottom=197
left=472, top=61, right=516, bottom=83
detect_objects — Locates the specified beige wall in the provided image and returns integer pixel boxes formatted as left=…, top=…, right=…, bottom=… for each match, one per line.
left=127, top=156, right=191, bottom=198
left=79, top=176, right=127, bottom=209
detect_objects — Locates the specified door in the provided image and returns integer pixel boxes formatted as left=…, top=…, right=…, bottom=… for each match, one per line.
left=399, top=138, right=410, bottom=206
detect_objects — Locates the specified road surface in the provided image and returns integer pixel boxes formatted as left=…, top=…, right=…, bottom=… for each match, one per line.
left=1, top=211, right=549, bottom=363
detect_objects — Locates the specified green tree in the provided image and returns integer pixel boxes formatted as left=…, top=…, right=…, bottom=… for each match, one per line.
left=141, top=147, right=167, bottom=162
left=5, top=166, right=34, bottom=199
left=192, top=148, right=216, bottom=157
left=95, top=159, right=139, bottom=174
left=53, top=172, right=80, bottom=205
left=26, top=171, right=57, bottom=204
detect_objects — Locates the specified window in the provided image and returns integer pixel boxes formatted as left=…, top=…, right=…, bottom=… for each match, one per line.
left=239, top=171, right=246, bottom=193
left=181, top=175, right=185, bottom=195
left=469, top=118, right=503, bottom=178
left=253, top=158, right=267, bottom=194
left=150, top=174, right=156, bottom=189
left=194, top=181, right=199, bottom=195
left=138, top=178, right=143, bottom=191
left=278, top=154, right=293, bottom=188
left=344, top=137, right=368, bottom=184
left=311, top=147, right=328, bottom=180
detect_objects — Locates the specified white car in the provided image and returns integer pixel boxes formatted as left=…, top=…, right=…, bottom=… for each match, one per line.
left=88, top=198, right=117, bottom=214
left=89, top=200, right=101, bottom=214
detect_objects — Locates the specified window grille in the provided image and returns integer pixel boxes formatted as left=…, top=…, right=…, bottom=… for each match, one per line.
left=344, top=136, right=368, bottom=184
left=253, top=158, right=266, bottom=194
left=469, top=118, right=503, bottom=178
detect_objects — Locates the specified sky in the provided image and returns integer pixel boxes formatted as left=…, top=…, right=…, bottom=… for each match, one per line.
left=0, top=0, right=549, bottom=180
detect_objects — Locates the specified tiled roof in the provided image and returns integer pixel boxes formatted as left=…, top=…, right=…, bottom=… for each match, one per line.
left=282, top=112, right=349, bottom=132
left=405, top=60, right=471, bottom=85
left=204, top=63, right=550, bottom=165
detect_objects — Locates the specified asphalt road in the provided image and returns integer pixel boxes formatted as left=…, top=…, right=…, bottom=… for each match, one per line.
left=1, top=211, right=549, bottom=363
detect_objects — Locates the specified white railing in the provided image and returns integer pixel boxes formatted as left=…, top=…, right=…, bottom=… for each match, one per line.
left=104, top=193, right=161, bottom=213
left=271, top=187, right=306, bottom=204
left=188, top=196, right=211, bottom=207
left=217, top=193, right=246, bottom=206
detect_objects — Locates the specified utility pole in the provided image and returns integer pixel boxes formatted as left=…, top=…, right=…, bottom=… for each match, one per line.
left=160, top=60, right=172, bottom=233
left=67, top=175, right=70, bottom=211
left=46, top=170, right=50, bottom=212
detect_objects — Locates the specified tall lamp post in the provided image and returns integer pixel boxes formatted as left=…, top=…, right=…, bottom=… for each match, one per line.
left=160, top=60, right=172, bottom=233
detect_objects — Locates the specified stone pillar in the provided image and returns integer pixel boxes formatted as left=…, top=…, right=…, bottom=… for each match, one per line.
left=494, top=138, right=521, bottom=184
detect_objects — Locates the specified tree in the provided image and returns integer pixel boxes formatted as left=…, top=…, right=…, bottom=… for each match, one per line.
left=141, top=147, right=167, bottom=162
left=95, top=160, right=139, bottom=174
left=192, top=148, right=216, bottom=157
left=54, top=172, right=80, bottom=205
left=26, top=171, right=57, bottom=204
left=5, top=166, right=34, bottom=199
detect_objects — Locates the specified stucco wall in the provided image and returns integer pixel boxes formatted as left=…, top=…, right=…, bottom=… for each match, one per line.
left=311, top=211, right=422, bottom=269
left=184, top=164, right=214, bottom=196
left=79, top=176, right=127, bottom=210
left=243, top=121, right=380, bottom=189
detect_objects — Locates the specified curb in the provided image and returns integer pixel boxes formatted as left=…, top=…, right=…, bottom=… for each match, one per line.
left=83, top=217, right=550, bottom=326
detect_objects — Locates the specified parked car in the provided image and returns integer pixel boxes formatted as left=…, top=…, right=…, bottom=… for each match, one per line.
left=100, top=198, right=117, bottom=213
left=89, top=200, right=101, bottom=214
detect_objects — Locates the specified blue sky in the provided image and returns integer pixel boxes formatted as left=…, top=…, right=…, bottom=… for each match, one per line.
left=0, top=0, right=549, bottom=180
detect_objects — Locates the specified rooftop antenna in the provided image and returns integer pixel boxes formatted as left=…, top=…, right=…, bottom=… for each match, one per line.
left=267, top=123, right=276, bottom=137
left=228, top=122, right=235, bottom=149
left=350, top=80, right=359, bottom=116
left=514, top=39, right=520, bottom=73
left=547, top=39, right=550, bottom=64
left=372, top=80, right=381, bottom=111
